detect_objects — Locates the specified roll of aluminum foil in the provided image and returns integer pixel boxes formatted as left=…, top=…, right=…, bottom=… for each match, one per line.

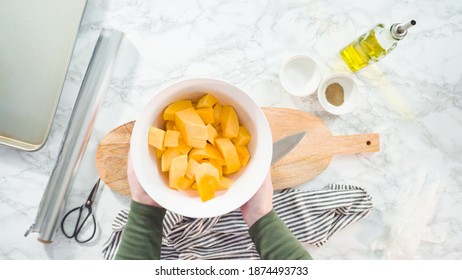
left=25, top=28, right=125, bottom=243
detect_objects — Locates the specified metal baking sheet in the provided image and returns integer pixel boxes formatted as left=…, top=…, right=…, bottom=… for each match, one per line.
left=0, top=0, right=87, bottom=151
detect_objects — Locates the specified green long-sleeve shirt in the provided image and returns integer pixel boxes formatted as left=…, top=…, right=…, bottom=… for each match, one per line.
left=115, top=200, right=311, bottom=260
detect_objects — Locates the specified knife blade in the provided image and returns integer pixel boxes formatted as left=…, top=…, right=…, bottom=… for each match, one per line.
left=271, top=131, right=306, bottom=165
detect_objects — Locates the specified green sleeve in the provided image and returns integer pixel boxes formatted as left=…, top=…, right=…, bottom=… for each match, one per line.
left=249, top=209, right=312, bottom=260
left=115, top=200, right=166, bottom=260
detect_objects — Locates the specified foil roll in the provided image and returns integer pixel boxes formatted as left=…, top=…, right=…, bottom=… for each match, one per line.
left=25, top=28, right=125, bottom=243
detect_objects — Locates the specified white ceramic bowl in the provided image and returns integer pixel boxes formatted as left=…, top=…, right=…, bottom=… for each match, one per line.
left=279, top=55, right=321, bottom=97
left=130, top=78, right=273, bottom=218
left=317, top=73, right=359, bottom=115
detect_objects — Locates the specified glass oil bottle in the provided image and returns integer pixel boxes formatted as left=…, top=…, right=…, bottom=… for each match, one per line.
left=340, top=20, right=416, bottom=72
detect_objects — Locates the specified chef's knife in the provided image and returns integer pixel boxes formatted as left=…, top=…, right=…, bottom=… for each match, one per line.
left=271, top=131, right=306, bottom=165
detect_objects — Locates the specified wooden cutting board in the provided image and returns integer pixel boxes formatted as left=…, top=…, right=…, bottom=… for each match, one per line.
left=96, top=107, right=380, bottom=196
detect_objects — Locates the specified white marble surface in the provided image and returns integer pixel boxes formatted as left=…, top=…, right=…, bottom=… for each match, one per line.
left=1, top=0, right=461, bottom=259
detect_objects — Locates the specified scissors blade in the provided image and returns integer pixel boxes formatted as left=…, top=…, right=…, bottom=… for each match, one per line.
left=271, top=131, right=306, bottom=165
left=86, top=178, right=101, bottom=204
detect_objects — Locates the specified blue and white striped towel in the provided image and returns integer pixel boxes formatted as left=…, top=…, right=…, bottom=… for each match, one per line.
left=102, top=184, right=373, bottom=260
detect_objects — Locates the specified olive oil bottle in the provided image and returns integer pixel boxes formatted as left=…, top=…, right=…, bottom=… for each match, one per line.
left=340, top=20, right=416, bottom=72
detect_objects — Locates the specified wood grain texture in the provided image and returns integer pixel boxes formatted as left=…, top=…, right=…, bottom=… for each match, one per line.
left=95, top=107, right=380, bottom=195
left=96, top=122, right=134, bottom=196
left=264, top=107, right=380, bottom=189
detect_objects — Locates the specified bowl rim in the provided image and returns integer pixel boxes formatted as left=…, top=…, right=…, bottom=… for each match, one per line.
left=130, top=77, right=273, bottom=218
left=317, top=73, right=359, bottom=115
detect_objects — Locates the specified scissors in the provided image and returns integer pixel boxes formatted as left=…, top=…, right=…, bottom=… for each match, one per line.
left=60, top=179, right=100, bottom=243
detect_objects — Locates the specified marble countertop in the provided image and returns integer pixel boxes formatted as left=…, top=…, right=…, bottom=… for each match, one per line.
left=1, top=0, right=461, bottom=260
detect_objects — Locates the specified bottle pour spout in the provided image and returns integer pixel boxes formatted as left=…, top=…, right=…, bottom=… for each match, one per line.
left=391, top=20, right=416, bottom=40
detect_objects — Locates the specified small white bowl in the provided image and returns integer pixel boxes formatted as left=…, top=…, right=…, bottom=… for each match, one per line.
left=317, top=73, right=359, bottom=115
left=130, top=78, right=273, bottom=218
left=279, top=55, right=321, bottom=97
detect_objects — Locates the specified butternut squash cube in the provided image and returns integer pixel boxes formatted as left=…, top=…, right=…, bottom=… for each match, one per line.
left=196, top=107, right=214, bottom=124
left=185, top=158, right=200, bottom=179
left=164, top=130, right=180, bottom=148
left=206, top=124, right=217, bottom=145
left=197, top=175, right=217, bottom=202
left=148, top=127, right=166, bottom=150
left=163, top=100, right=193, bottom=121
left=220, top=105, right=239, bottom=138
left=216, top=176, right=233, bottom=190
left=169, top=155, right=188, bottom=190
left=195, top=162, right=219, bottom=182
left=175, top=107, right=208, bottom=145
left=165, top=121, right=176, bottom=131
left=209, top=159, right=223, bottom=178
left=189, top=143, right=226, bottom=165
left=161, top=148, right=181, bottom=172
left=197, top=94, right=218, bottom=108
left=215, top=138, right=241, bottom=174
left=176, top=176, right=195, bottom=191
left=235, top=145, right=250, bottom=166
left=195, top=162, right=219, bottom=202
left=212, top=103, right=222, bottom=127
left=184, top=137, right=206, bottom=149
left=232, top=126, right=251, bottom=146
left=177, top=137, right=192, bottom=155
left=155, top=148, right=164, bottom=159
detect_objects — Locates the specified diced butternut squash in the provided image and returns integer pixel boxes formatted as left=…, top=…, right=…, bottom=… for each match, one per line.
left=175, top=107, right=208, bottom=141
left=155, top=148, right=164, bottom=159
left=161, top=148, right=181, bottom=172
left=164, top=130, right=180, bottom=148
left=196, top=107, right=214, bottom=124
left=151, top=93, right=252, bottom=202
left=235, top=145, right=250, bottom=166
left=185, top=158, right=200, bottom=179
left=197, top=175, right=217, bottom=202
left=165, top=121, right=175, bottom=131
left=177, top=137, right=192, bottom=155
left=148, top=127, right=166, bottom=150
left=197, top=94, right=218, bottom=108
left=184, top=137, right=206, bottom=149
left=163, top=100, right=193, bottom=121
left=232, top=126, right=251, bottom=146
left=220, top=105, right=239, bottom=138
left=195, top=162, right=219, bottom=182
left=209, top=159, right=223, bottom=178
left=195, top=163, right=219, bottom=202
left=206, top=124, right=217, bottom=144
left=215, top=138, right=241, bottom=174
left=176, top=176, right=195, bottom=190
left=217, top=176, right=233, bottom=190
left=212, top=103, right=222, bottom=127
left=168, top=155, right=188, bottom=190
left=189, top=143, right=226, bottom=165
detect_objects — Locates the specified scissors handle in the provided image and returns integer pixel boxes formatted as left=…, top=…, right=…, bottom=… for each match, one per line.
left=75, top=214, right=96, bottom=244
left=60, top=205, right=97, bottom=243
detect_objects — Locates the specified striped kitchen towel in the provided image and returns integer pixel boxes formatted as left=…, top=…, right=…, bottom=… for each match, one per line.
left=102, top=184, right=372, bottom=260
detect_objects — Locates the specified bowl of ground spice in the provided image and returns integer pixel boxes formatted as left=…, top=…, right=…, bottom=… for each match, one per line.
left=317, top=73, right=359, bottom=115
